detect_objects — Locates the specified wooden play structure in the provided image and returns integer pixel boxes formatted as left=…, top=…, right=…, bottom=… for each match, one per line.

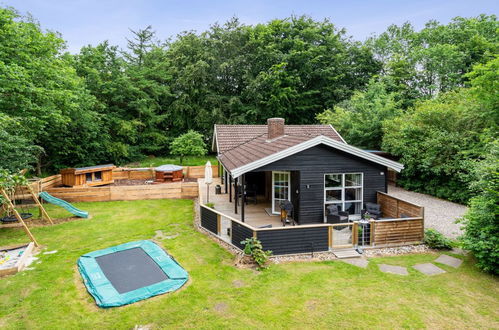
left=0, top=183, right=54, bottom=247
left=61, top=164, right=115, bottom=187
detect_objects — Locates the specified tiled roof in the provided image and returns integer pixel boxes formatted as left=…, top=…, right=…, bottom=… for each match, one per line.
left=218, top=134, right=314, bottom=172
left=214, top=124, right=344, bottom=154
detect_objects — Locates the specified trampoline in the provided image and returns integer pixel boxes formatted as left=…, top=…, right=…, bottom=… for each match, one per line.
left=78, top=240, right=188, bottom=308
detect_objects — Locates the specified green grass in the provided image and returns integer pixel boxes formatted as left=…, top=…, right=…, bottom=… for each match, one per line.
left=126, top=155, right=218, bottom=168
left=0, top=200, right=498, bottom=329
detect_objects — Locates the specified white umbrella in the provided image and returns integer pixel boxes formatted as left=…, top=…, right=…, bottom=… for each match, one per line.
left=204, top=161, right=213, bottom=203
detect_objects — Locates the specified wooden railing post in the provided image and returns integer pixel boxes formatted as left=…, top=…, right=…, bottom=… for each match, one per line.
left=352, top=221, right=359, bottom=247
left=369, top=220, right=375, bottom=246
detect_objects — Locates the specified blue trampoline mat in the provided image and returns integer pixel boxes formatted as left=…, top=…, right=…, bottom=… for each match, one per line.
left=78, top=240, right=188, bottom=308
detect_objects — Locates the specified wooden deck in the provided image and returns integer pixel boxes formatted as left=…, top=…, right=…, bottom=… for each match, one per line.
left=199, top=178, right=284, bottom=228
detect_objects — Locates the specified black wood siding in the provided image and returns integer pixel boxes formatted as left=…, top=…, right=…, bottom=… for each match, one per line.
left=257, top=226, right=329, bottom=255
left=256, top=145, right=388, bottom=224
left=200, top=206, right=218, bottom=234
left=231, top=221, right=254, bottom=250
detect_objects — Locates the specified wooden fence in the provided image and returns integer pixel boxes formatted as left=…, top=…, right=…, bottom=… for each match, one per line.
left=199, top=191, right=426, bottom=256
left=44, top=182, right=198, bottom=202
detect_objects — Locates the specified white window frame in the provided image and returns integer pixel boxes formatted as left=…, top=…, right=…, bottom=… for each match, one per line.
left=272, top=171, right=291, bottom=214
left=324, top=173, right=363, bottom=221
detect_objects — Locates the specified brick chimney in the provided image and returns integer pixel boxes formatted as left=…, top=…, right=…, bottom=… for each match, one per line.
left=267, top=118, right=285, bottom=140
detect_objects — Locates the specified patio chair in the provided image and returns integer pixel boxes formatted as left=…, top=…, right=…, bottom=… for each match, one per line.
left=245, top=184, right=258, bottom=205
left=326, top=204, right=349, bottom=224
left=361, top=202, right=382, bottom=219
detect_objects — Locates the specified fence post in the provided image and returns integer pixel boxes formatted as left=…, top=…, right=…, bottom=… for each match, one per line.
left=328, top=226, right=332, bottom=250
left=352, top=221, right=359, bottom=247
left=369, top=220, right=375, bottom=246
left=217, top=214, right=221, bottom=235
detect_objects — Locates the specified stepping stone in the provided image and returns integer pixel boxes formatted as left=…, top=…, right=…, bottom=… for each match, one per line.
left=435, top=254, right=463, bottom=268
left=451, top=248, right=468, bottom=256
left=413, top=263, right=446, bottom=276
left=342, top=258, right=369, bottom=268
left=378, top=264, right=408, bottom=275
left=333, top=249, right=361, bottom=259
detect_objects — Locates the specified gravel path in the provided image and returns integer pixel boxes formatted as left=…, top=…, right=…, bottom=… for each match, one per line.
left=387, top=185, right=467, bottom=238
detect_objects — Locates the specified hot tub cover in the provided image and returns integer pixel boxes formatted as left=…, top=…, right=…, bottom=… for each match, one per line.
left=155, top=164, right=183, bottom=172
left=78, top=240, right=188, bottom=308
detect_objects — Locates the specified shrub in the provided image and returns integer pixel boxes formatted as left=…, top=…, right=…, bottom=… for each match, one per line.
left=240, top=237, right=272, bottom=269
left=204, top=202, right=215, bottom=209
left=424, top=229, right=453, bottom=250
left=459, top=141, right=499, bottom=274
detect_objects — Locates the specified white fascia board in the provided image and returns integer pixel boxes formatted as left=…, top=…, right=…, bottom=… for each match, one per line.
left=230, top=135, right=404, bottom=178
left=329, top=124, right=347, bottom=143
left=211, top=125, right=219, bottom=153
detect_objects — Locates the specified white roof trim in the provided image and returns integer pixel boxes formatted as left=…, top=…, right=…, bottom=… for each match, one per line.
left=229, top=135, right=404, bottom=178
left=211, top=125, right=219, bottom=152
left=329, top=124, right=346, bottom=143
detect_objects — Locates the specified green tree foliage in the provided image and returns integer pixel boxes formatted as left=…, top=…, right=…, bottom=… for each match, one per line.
left=166, top=16, right=380, bottom=137
left=316, top=80, right=402, bottom=149
left=382, top=90, right=490, bottom=203
left=460, top=141, right=499, bottom=274
left=0, top=7, right=100, bottom=173
left=0, top=114, right=41, bottom=172
left=169, top=130, right=207, bottom=164
left=382, top=55, right=498, bottom=203
left=367, top=15, right=498, bottom=108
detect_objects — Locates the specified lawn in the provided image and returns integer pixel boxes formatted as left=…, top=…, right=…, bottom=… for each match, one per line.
left=0, top=200, right=497, bottom=329
left=126, top=155, right=218, bottom=168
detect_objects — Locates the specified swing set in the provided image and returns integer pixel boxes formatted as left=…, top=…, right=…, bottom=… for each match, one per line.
left=0, top=171, right=53, bottom=247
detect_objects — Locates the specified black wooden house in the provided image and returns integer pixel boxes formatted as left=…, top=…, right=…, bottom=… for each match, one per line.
left=213, top=118, right=404, bottom=224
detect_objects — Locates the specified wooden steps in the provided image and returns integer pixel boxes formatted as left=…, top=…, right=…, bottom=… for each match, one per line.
left=333, top=249, right=361, bottom=259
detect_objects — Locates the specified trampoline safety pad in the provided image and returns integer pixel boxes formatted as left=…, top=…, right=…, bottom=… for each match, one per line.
left=78, top=240, right=188, bottom=308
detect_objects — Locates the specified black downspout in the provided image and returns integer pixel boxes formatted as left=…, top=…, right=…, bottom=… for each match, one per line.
left=229, top=175, right=232, bottom=203
left=224, top=170, right=228, bottom=194
left=234, top=177, right=238, bottom=214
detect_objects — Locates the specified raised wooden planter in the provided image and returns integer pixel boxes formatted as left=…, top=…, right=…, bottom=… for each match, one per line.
left=45, top=182, right=199, bottom=203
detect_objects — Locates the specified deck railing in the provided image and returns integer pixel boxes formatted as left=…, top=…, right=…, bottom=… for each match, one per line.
left=199, top=191, right=425, bottom=255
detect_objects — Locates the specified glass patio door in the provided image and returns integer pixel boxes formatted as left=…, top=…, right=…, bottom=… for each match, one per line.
left=272, top=171, right=290, bottom=214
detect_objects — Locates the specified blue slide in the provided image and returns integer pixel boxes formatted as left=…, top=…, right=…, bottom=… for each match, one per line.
left=39, top=192, right=89, bottom=218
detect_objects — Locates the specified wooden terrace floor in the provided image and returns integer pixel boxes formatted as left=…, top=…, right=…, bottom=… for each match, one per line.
left=198, top=178, right=284, bottom=228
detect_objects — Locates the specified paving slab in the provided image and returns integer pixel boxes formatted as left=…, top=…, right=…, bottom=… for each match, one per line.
left=435, top=254, right=463, bottom=268
left=378, top=264, right=408, bottom=275
left=342, top=258, right=369, bottom=268
left=451, top=248, right=468, bottom=256
left=413, top=263, right=446, bottom=275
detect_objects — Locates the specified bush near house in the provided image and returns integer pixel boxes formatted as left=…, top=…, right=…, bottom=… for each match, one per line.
left=460, top=141, right=499, bottom=275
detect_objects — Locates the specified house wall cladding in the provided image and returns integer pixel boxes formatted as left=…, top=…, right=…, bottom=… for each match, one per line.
left=256, top=145, right=388, bottom=224
left=200, top=207, right=218, bottom=235
left=231, top=221, right=254, bottom=250
left=257, top=226, right=329, bottom=255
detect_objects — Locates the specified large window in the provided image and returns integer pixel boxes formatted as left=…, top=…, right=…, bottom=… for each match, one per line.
left=324, top=173, right=363, bottom=218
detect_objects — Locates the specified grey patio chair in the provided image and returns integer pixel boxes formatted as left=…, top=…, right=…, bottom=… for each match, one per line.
left=361, top=202, right=382, bottom=219
left=326, top=204, right=349, bottom=224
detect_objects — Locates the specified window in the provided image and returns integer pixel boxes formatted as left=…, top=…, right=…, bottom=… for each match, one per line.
left=94, top=171, right=102, bottom=181
left=324, top=173, right=363, bottom=219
